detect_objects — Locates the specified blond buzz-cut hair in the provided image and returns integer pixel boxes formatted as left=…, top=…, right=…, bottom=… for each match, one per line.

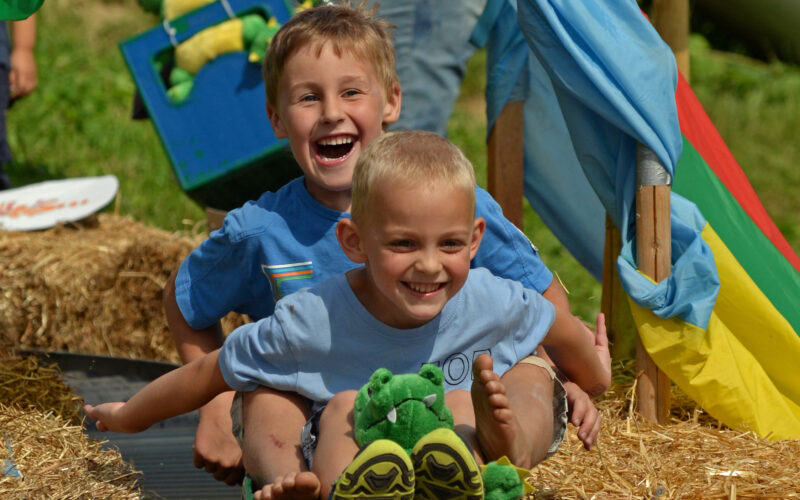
left=351, top=130, right=477, bottom=223
left=262, top=2, right=399, bottom=109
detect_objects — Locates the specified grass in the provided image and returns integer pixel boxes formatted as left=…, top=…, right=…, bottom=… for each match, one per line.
left=6, top=0, right=204, bottom=229
left=5, top=0, right=799, bottom=324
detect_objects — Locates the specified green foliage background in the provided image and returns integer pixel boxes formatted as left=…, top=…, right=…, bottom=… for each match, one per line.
left=5, top=0, right=799, bottom=323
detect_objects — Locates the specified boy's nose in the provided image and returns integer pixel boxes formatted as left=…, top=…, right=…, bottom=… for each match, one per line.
left=321, top=99, right=345, bottom=123
left=415, top=249, right=442, bottom=274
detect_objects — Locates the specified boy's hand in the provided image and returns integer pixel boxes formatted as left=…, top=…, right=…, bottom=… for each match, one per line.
left=565, top=312, right=610, bottom=448
left=9, top=48, right=37, bottom=98
left=84, top=402, right=136, bottom=433
left=590, top=313, right=612, bottom=393
left=194, top=393, right=245, bottom=485
left=563, top=381, right=602, bottom=449
left=577, top=312, right=611, bottom=396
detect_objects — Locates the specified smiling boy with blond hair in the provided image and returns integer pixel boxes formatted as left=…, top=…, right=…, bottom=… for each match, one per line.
left=86, top=131, right=610, bottom=500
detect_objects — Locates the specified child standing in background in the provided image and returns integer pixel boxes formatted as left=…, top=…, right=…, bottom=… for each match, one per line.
left=0, top=14, right=37, bottom=189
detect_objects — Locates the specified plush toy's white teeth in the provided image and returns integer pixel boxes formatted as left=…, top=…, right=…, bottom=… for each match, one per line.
left=387, top=407, right=397, bottom=424
left=423, top=394, right=436, bottom=408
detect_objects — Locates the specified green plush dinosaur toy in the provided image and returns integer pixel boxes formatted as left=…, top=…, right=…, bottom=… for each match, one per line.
left=354, top=364, right=453, bottom=454
left=353, top=365, right=534, bottom=500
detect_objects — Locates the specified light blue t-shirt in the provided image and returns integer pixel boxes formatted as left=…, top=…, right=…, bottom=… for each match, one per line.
left=218, top=267, right=555, bottom=402
left=175, top=177, right=553, bottom=329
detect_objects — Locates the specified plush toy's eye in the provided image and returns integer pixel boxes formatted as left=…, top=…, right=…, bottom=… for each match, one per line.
left=367, top=387, right=373, bottom=398
left=419, top=364, right=444, bottom=386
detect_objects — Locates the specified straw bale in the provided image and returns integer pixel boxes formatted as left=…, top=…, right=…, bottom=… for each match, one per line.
left=525, top=384, right=800, bottom=499
left=0, top=351, right=84, bottom=425
left=4, top=216, right=800, bottom=498
left=0, top=214, right=247, bottom=362
left=0, top=403, right=141, bottom=499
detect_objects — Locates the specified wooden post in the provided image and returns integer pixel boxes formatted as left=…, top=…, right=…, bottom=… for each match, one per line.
left=651, top=0, right=691, bottom=81
left=487, top=101, right=524, bottom=229
left=635, top=145, right=672, bottom=424
left=633, top=0, right=688, bottom=424
left=601, top=215, right=637, bottom=361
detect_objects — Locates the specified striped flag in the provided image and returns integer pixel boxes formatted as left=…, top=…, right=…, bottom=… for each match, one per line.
left=480, top=0, right=800, bottom=438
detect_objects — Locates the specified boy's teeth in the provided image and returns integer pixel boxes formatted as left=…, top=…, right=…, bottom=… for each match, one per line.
left=318, top=136, right=353, bottom=146
left=409, top=283, right=439, bottom=293
left=317, top=136, right=355, bottom=160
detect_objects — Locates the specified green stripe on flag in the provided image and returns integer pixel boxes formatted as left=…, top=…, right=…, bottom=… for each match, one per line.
left=673, top=136, right=800, bottom=336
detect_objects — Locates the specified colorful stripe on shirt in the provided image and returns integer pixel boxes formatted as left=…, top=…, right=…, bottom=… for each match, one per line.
left=262, top=261, right=313, bottom=300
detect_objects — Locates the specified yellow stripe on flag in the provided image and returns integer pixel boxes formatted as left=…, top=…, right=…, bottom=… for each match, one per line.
left=628, top=223, right=800, bottom=440
left=703, top=224, right=800, bottom=407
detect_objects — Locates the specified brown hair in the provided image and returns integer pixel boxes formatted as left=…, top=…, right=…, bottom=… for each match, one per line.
left=262, top=2, right=398, bottom=109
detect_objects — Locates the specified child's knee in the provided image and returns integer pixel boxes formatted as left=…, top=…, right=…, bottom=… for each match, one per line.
left=319, top=390, right=358, bottom=427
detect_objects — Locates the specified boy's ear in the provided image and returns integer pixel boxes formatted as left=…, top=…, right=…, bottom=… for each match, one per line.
left=381, top=82, right=402, bottom=127
left=469, top=217, right=486, bottom=260
left=266, top=102, right=288, bottom=139
left=337, top=218, right=367, bottom=263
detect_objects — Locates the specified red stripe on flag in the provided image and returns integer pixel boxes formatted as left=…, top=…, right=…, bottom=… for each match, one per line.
left=675, top=74, right=800, bottom=273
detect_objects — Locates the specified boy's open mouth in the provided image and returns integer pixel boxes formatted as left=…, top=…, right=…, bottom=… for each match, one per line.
left=317, top=135, right=355, bottom=161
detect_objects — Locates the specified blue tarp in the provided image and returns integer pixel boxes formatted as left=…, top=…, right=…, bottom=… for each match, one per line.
left=475, top=0, right=720, bottom=327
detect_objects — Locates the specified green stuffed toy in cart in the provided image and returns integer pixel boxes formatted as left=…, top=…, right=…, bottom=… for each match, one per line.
left=352, top=365, right=535, bottom=500
left=354, top=365, right=453, bottom=453
left=242, top=365, right=533, bottom=499
left=165, top=13, right=280, bottom=103
left=136, top=0, right=281, bottom=103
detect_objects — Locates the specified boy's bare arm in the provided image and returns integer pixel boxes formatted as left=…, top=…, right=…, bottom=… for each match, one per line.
left=542, top=306, right=611, bottom=397
left=541, top=278, right=570, bottom=310
left=85, top=350, right=231, bottom=433
left=540, top=280, right=610, bottom=388
left=9, top=15, right=37, bottom=98
left=537, top=279, right=607, bottom=449
left=164, top=270, right=226, bottom=363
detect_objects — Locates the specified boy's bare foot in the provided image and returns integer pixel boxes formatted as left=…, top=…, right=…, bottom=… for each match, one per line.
left=254, top=471, right=321, bottom=500
left=470, top=354, right=529, bottom=468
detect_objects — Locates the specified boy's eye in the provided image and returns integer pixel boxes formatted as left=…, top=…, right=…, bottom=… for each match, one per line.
left=299, top=94, right=319, bottom=103
left=342, top=89, right=360, bottom=98
left=390, top=240, right=415, bottom=250
left=441, top=240, right=465, bottom=251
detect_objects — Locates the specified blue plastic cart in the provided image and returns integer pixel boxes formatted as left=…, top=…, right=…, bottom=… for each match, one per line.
left=119, top=0, right=300, bottom=210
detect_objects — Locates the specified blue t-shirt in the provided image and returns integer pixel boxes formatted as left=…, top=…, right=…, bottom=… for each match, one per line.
left=175, top=177, right=553, bottom=328
left=218, top=267, right=555, bottom=402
